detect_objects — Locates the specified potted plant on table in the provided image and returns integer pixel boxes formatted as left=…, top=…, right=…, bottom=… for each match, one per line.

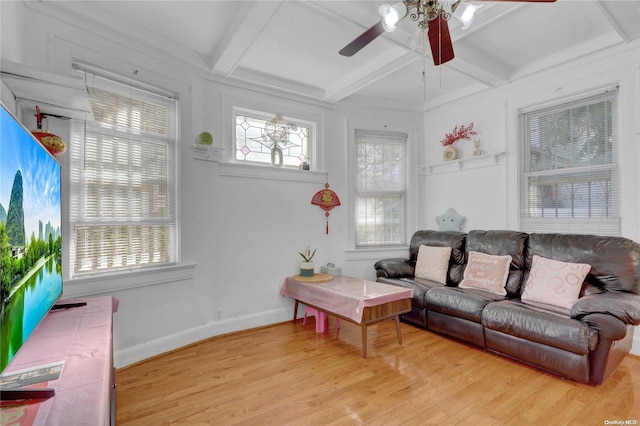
left=299, top=246, right=317, bottom=277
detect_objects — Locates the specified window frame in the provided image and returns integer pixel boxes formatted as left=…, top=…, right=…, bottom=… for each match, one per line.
left=353, top=129, right=408, bottom=248
left=68, top=64, right=179, bottom=278
left=518, top=87, right=620, bottom=236
left=231, top=106, right=315, bottom=170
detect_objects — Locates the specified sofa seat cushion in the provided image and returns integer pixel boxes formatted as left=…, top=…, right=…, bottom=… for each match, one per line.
left=482, top=300, right=598, bottom=355
left=425, top=287, right=505, bottom=323
left=377, top=277, right=444, bottom=308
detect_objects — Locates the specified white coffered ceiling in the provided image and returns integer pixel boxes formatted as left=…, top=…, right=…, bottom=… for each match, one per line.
left=35, top=1, right=640, bottom=110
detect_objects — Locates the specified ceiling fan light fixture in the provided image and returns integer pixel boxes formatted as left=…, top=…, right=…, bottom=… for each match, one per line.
left=379, top=2, right=407, bottom=32
left=452, top=1, right=482, bottom=30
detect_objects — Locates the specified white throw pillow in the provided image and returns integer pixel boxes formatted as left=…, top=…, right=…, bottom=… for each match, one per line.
left=459, top=251, right=512, bottom=296
left=415, top=245, right=452, bottom=284
left=521, top=255, right=591, bottom=310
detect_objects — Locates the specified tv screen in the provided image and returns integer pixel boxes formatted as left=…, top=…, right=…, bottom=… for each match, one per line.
left=0, top=102, right=63, bottom=374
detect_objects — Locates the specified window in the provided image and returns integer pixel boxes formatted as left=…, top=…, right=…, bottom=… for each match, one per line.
left=234, top=108, right=311, bottom=168
left=519, top=88, right=619, bottom=235
left=355, top=130, right=407, bottom=246
left=69, top=66, right=178, bottom=276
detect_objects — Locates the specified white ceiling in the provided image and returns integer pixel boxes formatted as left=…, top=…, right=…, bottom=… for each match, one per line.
left=42, top=0, right=640, bottom=110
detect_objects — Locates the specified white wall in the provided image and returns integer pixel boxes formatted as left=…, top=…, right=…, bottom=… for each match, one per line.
left=422, top=39, right=640, bottom=353
left=1, top=1, right=421, bottom=367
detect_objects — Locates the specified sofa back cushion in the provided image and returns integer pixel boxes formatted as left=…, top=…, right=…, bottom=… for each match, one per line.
left=410, top=230, right=466, bottom=285
left=527, top=233, right=640, bottom=295
left=465, top=230, right=529, bottom=296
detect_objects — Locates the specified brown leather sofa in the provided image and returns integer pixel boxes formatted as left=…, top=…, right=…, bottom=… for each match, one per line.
left=374, top=230, right=640, bottom=384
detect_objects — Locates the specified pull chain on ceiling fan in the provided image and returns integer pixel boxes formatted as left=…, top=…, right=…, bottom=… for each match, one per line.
left=339, top=0, right=557, bottom=66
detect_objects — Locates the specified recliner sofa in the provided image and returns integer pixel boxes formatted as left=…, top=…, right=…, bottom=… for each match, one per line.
left=374, top=229, right=640, bottom=384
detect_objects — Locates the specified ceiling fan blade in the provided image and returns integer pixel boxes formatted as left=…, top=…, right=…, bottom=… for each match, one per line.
left=428, top=15, right=455, bottom=66
left=339, top=21, right=386, bottom=57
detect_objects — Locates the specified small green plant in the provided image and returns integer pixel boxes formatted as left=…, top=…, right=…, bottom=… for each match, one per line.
left=299, top=246, right=317, bottom=262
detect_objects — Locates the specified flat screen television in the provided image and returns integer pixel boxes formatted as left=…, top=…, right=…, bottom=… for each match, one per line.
left=0, top=102, right=63, bottom=399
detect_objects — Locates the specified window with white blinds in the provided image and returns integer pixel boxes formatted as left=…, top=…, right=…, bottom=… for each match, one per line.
left=69, top=66, right=178, bottom=277
left=355, top=130, right=407, bottom=247
left=518, top=87, right=619, bottom=236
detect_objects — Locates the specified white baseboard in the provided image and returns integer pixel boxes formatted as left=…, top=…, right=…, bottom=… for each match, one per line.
left=631, top=332, right=640, bottom=356
left=114, top=307, right=292, bottom=368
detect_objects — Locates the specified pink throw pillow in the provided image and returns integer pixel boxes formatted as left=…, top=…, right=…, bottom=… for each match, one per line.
left=459, top=251, right=512, bottom=296
left=415, top=245, right=452, bottom=284
left=521, top=255, right=591, bottom=310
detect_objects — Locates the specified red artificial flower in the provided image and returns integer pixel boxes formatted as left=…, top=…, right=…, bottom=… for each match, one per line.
left=440, top=122, right=478, bottom=146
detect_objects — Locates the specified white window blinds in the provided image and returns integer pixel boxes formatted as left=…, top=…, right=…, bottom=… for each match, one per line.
left=69, top=67, right=178, bottom=276
left=355, top=130, right=407, bottom=247
left=518, top=87, right=619, bottom=235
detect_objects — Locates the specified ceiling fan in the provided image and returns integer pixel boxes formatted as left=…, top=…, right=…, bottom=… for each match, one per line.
left=339, top=0, right=557, bottom=66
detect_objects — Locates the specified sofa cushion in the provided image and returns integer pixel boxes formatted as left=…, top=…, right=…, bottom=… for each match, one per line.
left=459, top=251, right=512, bottom=296
left=377, top=277, right=444, bottom=309
left=521, top=255, right=591, bottom=310
left=527, top=233, right=640, bottom=295
left=466, top=230, right=529, bottom=296
left=482, top=300, right=598, bottom=354
left=415, top=245, right=451, bottom=283
left=425, top=287, right=505, bottom=323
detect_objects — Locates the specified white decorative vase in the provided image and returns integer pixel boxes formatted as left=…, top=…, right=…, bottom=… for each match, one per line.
left=271, top=146, right=283, bottom=167
left=443, top=145, right=458, bottom=161
left=300, top=261, right=314, bottom=277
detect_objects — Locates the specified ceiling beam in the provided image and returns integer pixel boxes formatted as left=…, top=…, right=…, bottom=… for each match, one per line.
left=209, top=1, right=284, bottom=77
left=324, top=52, right=420, bottom=102
left=596, top=0, right=632, bottom=43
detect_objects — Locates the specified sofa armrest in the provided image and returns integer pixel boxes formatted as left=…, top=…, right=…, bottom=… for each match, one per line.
left=374, top=258, right=414, bottom=279
left=571, top=292, right=640, bottom=326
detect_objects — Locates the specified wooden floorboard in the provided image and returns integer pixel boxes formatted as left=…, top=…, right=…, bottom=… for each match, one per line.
left=116, top=317, right=640, bottom=425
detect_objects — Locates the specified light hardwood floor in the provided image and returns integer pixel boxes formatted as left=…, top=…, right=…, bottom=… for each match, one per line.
left=116, top=317, right=640, bottom=425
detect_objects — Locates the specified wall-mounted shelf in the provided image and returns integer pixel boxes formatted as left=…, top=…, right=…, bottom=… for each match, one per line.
left=1, top=60, right=93, bottom=121
left=420, top=152, right=506, bottom=175
left=191, top=144, right=225, bottom=162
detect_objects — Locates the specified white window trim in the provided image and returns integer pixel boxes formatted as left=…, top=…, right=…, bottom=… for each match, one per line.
left=232, top=106, right=315, bottom=169
left=515, top=85, right=621, bottom=236
left=346, top=119, right=418, bottom=251
left=68, top=63, right=182, bottom=279
left=221, top=93, right=325, bottom=172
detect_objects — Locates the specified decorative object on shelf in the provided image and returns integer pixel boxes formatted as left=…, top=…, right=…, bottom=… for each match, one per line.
left=440, top=122, right=477, bottom=161
left=435, top=208, right=465, bottom=231
left=311, top=182, right=341, bottom=234
left=263, top=113, right=298, bottom=167
left=299, top=246, right=317, bottom=277
left=473, top=139, right=482, bottom=156
left=198, top=131, right=213, bottom=146
left=31, top=106, right=66, bottom=157
left=443, top=145, right=458, bottom=161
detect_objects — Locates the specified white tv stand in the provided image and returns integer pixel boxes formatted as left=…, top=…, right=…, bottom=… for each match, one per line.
left=0, top=296, right=117, bottom=425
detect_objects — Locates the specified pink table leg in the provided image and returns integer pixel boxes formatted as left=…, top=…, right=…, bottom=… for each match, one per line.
left=316, top=310, right=328, bottom=333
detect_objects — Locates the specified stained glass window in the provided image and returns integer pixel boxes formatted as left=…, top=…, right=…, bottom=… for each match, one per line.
left=234, top=110, right=311, bottom=168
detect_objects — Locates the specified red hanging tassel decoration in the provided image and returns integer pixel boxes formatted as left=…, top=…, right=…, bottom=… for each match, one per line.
left=311, top=183, right=341, bottom=234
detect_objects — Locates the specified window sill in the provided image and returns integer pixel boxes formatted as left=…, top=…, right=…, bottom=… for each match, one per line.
left=63, top=262, right=196, bottom=297
left=420, top=152, right=506, bottom=175
left=344, top=246, right=410, bottom=262
left=220, top=162, right=327, bottom=183
left=191, top=144, right=326, bottom=183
